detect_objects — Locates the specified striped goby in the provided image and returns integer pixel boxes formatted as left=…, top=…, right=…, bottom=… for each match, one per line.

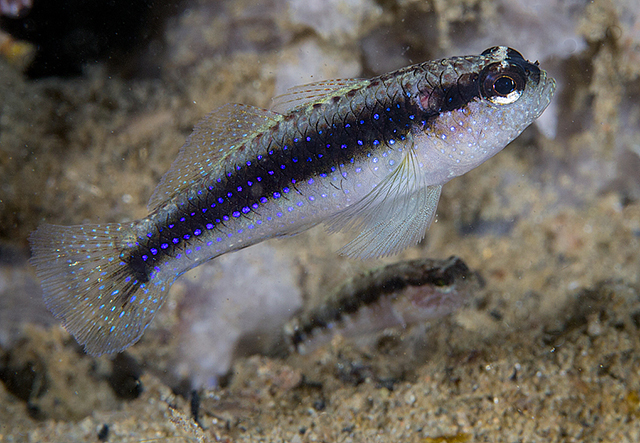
left=29, top=46, right=555, bottom=356
left=278, top=256, right=481, bottom=355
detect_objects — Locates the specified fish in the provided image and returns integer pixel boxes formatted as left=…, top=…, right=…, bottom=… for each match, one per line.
left=29, top=46, right=556, bottom=356
left=277, top=256, right=481, bottom=355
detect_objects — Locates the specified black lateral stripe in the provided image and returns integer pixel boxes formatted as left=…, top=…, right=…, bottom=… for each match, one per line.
left=125, top=64, right=486, bottom=276
left=418, top=68, right=481, bottom=116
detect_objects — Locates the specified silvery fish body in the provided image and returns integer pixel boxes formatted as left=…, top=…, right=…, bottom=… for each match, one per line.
left=29, top=46, right=556, bottom=356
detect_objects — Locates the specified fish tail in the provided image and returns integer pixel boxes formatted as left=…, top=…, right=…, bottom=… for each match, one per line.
left=29, top=222, right=169, bottom=356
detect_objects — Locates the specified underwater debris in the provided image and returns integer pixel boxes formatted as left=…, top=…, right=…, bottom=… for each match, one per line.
left=0, top=0, right=30, bottom=18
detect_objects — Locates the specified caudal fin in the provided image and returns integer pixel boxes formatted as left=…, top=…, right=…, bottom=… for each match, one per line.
left=29, top=223, right=170, bottom=356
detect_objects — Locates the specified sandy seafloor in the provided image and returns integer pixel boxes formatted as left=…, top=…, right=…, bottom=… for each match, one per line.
left=2, top=0, right=640, bottom=441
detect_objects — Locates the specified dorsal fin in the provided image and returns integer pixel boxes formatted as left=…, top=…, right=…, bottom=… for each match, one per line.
left=148, top=104, right=281, bottom=211
left=271, top=78, right=366, bottom=113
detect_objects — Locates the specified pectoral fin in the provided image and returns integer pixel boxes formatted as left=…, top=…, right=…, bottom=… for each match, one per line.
left=325, top=147, right=442, bottom=259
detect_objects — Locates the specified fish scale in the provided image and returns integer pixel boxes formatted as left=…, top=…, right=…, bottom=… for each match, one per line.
left=30, top=46, right=556, bottom=356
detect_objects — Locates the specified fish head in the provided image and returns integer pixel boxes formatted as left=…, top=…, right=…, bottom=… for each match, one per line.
left=478, top=46, right=556, bottom=121
left=414, top=46, right=556, bottom=182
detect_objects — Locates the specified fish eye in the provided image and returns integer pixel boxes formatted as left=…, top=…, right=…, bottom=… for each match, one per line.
left=480, top=63, right=526, bottom=105
left=494, top=75, right=516, bottom=95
